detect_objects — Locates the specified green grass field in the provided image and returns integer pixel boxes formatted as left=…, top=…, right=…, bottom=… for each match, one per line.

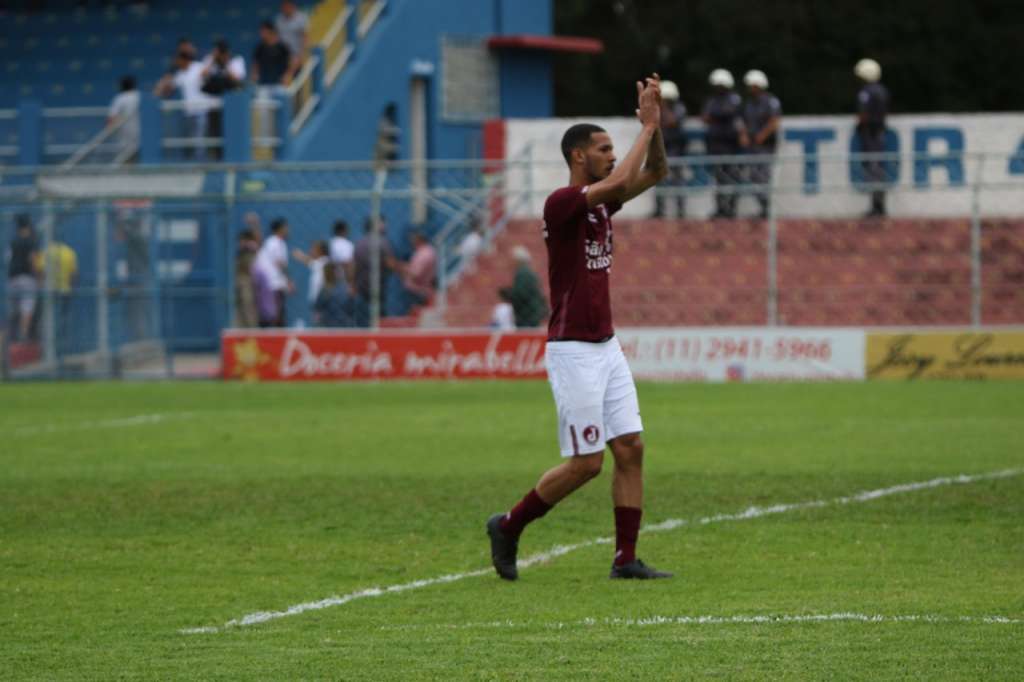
left=2, top=380, right=1023, bottom=680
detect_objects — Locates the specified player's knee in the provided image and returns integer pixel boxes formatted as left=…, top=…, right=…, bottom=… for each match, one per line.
left=571, top=451, right=604, bottom=481
left=613, top=434, right=644, bottom=470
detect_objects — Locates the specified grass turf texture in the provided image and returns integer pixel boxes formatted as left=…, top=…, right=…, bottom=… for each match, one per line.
left=2, top=380, right=1022, bottom=680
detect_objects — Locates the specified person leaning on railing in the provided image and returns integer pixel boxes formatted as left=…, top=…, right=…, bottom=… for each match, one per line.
left=200, top=40, right=247, bottom=161
left=154, top=50, right=216, bottom=160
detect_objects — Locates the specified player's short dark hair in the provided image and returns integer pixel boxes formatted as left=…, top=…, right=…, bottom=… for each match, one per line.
left=120, top=75, right=136, bottom=92
left=260, top=20, right=275, bottom=32
left=333, top=220, right=348, bottom=236
left=270, top=217, right=288, bottom=234
left=215, top=39, right=230, bottom=54
left=560, top=123, right=606, bottom=166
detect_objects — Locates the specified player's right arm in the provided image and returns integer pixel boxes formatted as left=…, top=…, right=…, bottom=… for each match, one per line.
left=585, top=76, right=662, bottom=208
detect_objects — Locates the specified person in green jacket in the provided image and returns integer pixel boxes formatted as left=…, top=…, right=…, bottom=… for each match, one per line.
left=509, top=246, right=548, bottom=328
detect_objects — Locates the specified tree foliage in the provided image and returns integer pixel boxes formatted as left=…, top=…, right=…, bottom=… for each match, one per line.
left=553, top=0, right=1024, bottom=116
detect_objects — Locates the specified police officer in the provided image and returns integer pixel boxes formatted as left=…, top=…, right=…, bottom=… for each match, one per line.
left=653, top=79, right=688, bottom=219
left=702, top=69, right=747, bottom=219
left=854, top=58, right=890, bottom=217
left=742, top=69, right=782, bottom=219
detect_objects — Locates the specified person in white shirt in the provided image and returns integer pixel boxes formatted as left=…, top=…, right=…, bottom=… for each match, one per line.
left=491, top=287, right=516, bottom=331
left=328, top=220, right=355, bottom=283
left=255, top=217, right=293, bottom=326
left=458, top=223, right=485, bottom=264
left=200, top=40, right=246, bottom=160
left=154, top=50, right=217, bottom=160
left=275, top=0, right=309, bottom=69
left=107, top=75, right=140, bottom=162
left=292, top=240, right=329, bottom=305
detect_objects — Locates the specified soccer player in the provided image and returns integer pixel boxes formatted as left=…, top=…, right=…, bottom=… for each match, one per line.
left=487, top=74, right=672, bottom=580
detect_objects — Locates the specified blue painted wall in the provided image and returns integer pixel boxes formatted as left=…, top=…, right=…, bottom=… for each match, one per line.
left=287, top=0, right=554, bottom=163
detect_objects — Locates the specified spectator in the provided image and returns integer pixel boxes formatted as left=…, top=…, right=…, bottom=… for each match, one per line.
left=201, top=40, right=246, bottom=161
left=255, top=217, right=293, bottom=327
left=458, top=222, right=485, bottom=264
left=154, top=50, right=215, bottom=160
left=114, top=207, right=152, bottom=342
left=6, top=214, right=39, bottom=342
left=275, top=0, right=308, bottom=69
left=491, top=287, right=516, bottom=331
left=653, top=79, right=688, bottom=218
left=702, top=68, right=748, bottom=219
left=253, top=261, right=278, bottom=328
left=175, top=36, right=198, bottom=62
left=508, top=246, right=547, bottom=328
left=329, top=219, right=355, bottom=283
left=107, top=75, right=140, bottom=162
left=234, top=227, right=260, bottom=327
left=742, top=69, right=782, bottom=219
left=353, top=217, right=397, bottom=326
left=251, top=21, right=294, bottom=88
left=314, top=260, right=355, bottom=328
left=34, top=232, right=78, bottom=353
left=854, top=58, right=890, bottom=218
left=374, top=103, right=400, bottom=164
left=251, top=20, right=294, bottom=146
left=292, top=239, right=329, bottom=307
left=243, top=210, right=263, bottom=242
left=398, top=230, right=437, bottom=307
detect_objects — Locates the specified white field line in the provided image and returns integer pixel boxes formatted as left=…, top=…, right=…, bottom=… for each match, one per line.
left=12, top=412, right=193, bottom=437
left=378, top=612, right=1024, bottom=632
left=179, top=467, right=1024, bottom=635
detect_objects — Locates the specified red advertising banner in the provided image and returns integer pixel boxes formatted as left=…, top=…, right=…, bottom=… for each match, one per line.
left=222, top=330, right=548, bottom=381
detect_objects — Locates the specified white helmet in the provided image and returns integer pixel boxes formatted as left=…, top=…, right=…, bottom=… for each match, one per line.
left=660, top=80, right=680, bottom=101
left=854, top=58, right=881, bottom=83
left=743, top=69, right=768, bottom=89
left=708, top=68, right=734, bottom=89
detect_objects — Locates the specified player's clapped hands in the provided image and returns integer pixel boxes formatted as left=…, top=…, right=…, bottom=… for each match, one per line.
left=636, top=72, right=662, bottom=128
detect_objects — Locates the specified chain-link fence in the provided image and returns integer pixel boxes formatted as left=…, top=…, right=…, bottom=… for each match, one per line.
left=1, top=151, right=1021, bottom=379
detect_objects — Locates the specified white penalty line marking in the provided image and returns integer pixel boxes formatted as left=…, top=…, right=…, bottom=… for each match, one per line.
left=13, top=413, right=193, bottom=436
left=379, top=612, right=1024, bottom=632
left=180, top=467, right=1024, bottom=635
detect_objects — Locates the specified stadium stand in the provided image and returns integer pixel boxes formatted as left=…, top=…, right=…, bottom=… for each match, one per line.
left=0, top=3, right=277, bottom=108
left=442, top=218, right=1024, bottom=329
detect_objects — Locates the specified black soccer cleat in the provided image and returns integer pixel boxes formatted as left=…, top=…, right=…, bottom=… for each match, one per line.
left=609, top=558, right=673, bottom=580
left=486, top=513, right=519, bottom=581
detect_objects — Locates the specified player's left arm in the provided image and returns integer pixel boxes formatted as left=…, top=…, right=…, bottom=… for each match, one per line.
left=620, top=126, right=669, bottom=203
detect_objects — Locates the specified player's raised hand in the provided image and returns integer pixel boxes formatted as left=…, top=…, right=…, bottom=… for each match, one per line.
left=636, top=73, right=662, bottom=128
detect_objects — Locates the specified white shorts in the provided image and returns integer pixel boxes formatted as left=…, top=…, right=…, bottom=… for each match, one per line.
left=545, top=336, right=643, bottom=457
left=9, top=275, right=38, bottom=316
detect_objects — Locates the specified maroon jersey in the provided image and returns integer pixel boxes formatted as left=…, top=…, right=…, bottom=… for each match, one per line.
left=543, top=185, right=622, bottom=342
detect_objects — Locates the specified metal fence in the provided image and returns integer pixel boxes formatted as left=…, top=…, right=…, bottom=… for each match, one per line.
left=1, top=151, right=1021, bottom=379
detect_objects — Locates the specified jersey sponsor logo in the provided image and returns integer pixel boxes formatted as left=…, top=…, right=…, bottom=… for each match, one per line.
left=585, top=238, right=612, bottom=271
left=583, top=424, right=600, bottom=445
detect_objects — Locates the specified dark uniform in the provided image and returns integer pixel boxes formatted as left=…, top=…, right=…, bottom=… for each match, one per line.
left=654, top=99, right=688, bottom=218
left=742, top=91, right=782, bottom=218
left=702, top=91, right=745, bottom=218
left=856, top=82, right=890, bottom=216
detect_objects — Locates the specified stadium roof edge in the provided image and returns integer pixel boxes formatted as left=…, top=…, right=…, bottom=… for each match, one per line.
left=486, top=35, right=604, bottom=54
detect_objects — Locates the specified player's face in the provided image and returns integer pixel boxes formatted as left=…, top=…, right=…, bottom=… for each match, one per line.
left=582, top=132, right=616, bottom=181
